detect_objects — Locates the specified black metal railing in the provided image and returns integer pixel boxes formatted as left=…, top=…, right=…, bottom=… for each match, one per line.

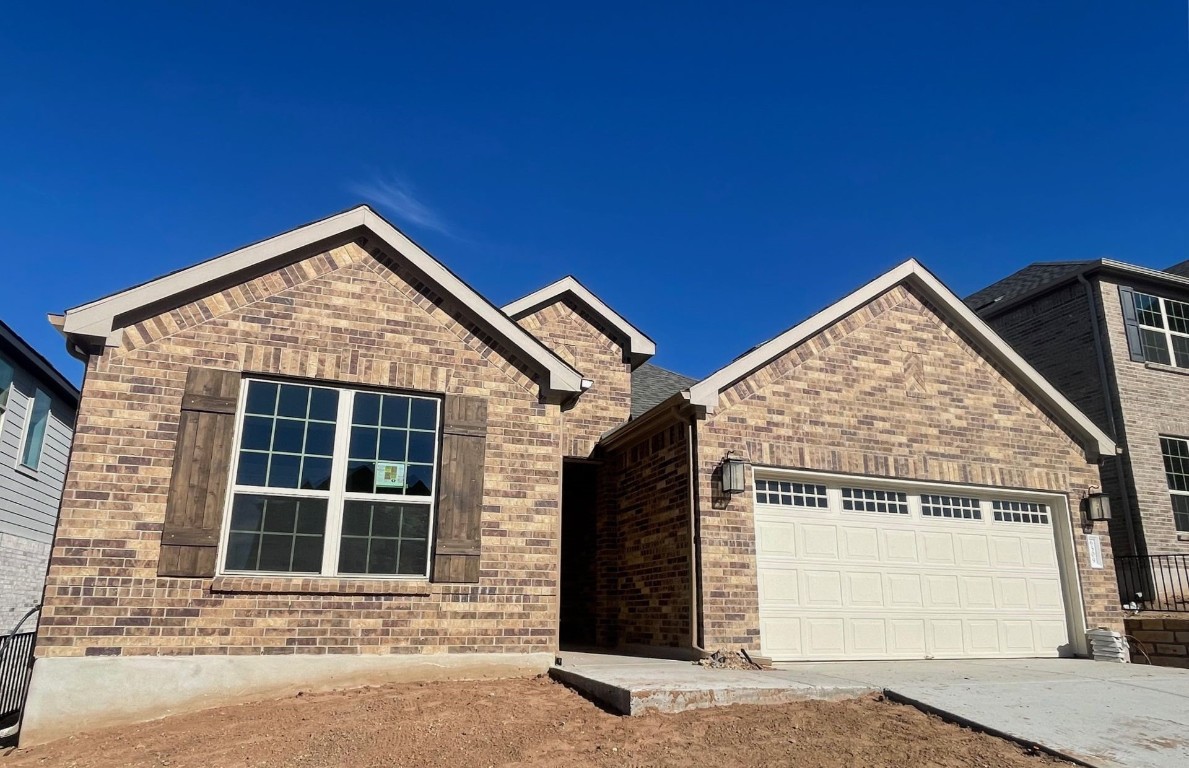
left=1117, top=554, right=1189, bottom=612
left=0, top=630, right=36, bottom=722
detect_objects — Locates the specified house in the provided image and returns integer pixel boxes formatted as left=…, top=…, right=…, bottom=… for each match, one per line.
left=968, top=259, right=1189, bottom=607
left=21, top=206, right=1121, bottom=744
left=0, top=320, right=78, bottom=629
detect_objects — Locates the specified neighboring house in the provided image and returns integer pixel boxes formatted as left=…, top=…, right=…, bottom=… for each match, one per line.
left=0, top=320, right=78, bottom=629
left=22, top=206, right=1121, bottom=744
left=968, top=260, right=1189, bottom=603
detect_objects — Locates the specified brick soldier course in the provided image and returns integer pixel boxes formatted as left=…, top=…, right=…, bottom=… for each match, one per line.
left=22, top=206, right=1123, bottom=743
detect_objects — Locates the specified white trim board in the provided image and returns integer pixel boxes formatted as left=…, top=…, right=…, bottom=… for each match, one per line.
left=54, top=206, right=585, bottom=399
left=503, top=275, right=656, bottom=366
left=686, top=259, right=1117, bottom=461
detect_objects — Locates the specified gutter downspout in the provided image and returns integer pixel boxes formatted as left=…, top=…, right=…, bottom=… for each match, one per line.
left=1079, top=273, right=1139, bottom=556
left=687, top=412, right=707, bottom=656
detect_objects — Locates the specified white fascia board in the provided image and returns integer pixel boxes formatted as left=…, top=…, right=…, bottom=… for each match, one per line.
left=502, top=276, right=657, bottom=360
left=689, top=259, right=1116, bottom=460
left=58, top=206, right=584, bottom=396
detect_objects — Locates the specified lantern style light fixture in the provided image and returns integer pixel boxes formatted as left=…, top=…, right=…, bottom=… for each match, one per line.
left=721, top=453, right=747, bottom=496
left=1084, top=489, right=1112, bottom=523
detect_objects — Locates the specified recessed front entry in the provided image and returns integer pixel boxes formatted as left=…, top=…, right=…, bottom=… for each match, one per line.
left=753, top=470, right=1080, bottom=661
left=560, top=460, right=599, bottom=647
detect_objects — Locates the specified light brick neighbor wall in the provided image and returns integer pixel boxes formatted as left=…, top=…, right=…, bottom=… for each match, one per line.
left=514, top=297, right=632, bottom=458
left=0, top=533, right=51, bottom=625
left=695, top=284, right=1121, bottom=649
left=37, top=241, right=565, bottom=659
left=1098, top=277, right=1189, bottom=555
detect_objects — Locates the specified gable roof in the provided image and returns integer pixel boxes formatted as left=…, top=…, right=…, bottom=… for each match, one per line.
left=964, top=262, right=1090, bottom=313
left=967, top=258, right=1189, bottom=320
left=0, top=319, right=79, bottom=407
left=502, top=276, right=656, bottom=367
left=684, top=258, right=1116, bottom=461
left=631, top=362, right=697, bottom=418
left=1165, top=259, right=1189, bottom=278
left=53, top=205, right=585, bottom=400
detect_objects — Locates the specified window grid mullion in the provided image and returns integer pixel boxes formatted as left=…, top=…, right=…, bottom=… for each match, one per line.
left=321, top=390, right=355, bottom=576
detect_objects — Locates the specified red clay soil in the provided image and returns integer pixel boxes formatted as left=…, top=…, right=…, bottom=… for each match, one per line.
left=1, top=676, right=1066, bottom=768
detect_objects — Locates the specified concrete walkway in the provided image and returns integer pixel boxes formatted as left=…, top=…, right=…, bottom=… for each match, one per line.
left=551, top=653, right=1189, bottom=768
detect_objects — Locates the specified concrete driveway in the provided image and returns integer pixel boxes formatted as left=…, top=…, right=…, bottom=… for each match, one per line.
left=773, top=658, right=1189, bottom=768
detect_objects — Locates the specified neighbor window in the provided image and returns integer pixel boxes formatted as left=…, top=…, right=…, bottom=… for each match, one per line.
left=1132, top=291, right=1189, bottom=368
left=1159, top=436, right=1189, bottom=532
left=18, top=388, right=51, bottom=470
left=222, top=379, right=441, bottom=577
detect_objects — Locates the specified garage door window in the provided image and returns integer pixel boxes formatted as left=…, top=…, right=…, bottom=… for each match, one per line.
left=841, top=487, right=908, bottom=515
left=992, top=499, right=1049, bottom=525
left=920, top=494, right=982, bottom=520
left=755, top=479, right=827, bottom=508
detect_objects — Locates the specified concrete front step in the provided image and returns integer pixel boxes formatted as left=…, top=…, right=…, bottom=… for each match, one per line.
left=549, top=652, right=876, bottom=715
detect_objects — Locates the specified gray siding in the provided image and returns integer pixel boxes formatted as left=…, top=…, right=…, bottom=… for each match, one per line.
left=0, top=363, right=74, bottom=543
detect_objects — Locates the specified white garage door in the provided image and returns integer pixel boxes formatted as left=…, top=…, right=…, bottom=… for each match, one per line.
left=754, top=473, right=1073, bottom=661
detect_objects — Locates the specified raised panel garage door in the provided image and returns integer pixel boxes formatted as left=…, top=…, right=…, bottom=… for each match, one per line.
left=753, top=474, right=1073, bottom=661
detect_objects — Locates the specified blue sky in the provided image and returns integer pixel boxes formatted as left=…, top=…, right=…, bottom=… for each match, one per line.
left=2, top=3, right=1187, bottom=384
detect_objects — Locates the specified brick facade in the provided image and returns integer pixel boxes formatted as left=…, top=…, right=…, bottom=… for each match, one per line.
left=694, top=284, right=1121, bottom=649
left=1126, top=615, right=1189, bottom=668
left=37, top=242, right=565, bottom=659
left=596, top=421, right=691, bottom=649
left=514, top=296, right=632, bottom=457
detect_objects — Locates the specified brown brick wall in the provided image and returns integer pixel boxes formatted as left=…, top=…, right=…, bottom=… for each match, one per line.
left=695, top=284, right=1121, bottom=650
left=38, top=242, right=565, bottom=659
left=596, top=420, right=692, bottom=649
left=1098, top=277, right=1189, bottom=555
left=1125, top=616, right=1189, bottom=668
left=515, top=297, right=632, bottom=457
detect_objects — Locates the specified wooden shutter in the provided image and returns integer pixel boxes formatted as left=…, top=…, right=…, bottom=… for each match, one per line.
left=432, top=394, right=487, bottom=583
left=1118, top=286, right=1146, bottom=362
left=157, top=367, right=241, bottom=578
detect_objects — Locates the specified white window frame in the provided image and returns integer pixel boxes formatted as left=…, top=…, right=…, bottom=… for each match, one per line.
left=17, top=387, right=51, bottom=473
left=1133, top=291, right=1189, bottom=368
left=0, top=355, right=13, bottom=435
left=217, top=377, right=442, bottom=580
left=1159, top=435, right=1189, bottom=533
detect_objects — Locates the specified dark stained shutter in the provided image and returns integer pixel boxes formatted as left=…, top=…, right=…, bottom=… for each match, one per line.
left=432, top=394, right=487, bottom=583
left=157, top=367, right=241, bottom=578
left=1118, top=286, right=1146, bottom=362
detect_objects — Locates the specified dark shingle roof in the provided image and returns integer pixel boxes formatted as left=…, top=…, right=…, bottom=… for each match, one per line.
left=631, top=362, right=697, bottom=418
left=964, top=262, right=1089, bottom=314
left=1165, top=260, right=1189, bottom=278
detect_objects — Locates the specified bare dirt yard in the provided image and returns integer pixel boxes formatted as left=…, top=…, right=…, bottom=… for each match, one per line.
left=1, top=676, right=1065, bottom=768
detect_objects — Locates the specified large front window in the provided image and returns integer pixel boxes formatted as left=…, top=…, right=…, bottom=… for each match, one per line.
left=1160, top=436, right=1189, bottom=533
left=222, top=379, right=441, bottom=577
left=1132, top=291, right=1189, bottom=368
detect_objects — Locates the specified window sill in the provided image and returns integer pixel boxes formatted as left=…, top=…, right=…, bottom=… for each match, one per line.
left=13, top=462, right=38, bottom=479
left=210, top=575, right=433, bottom=596
left=1143, top=362, right=1189, bottom=377
left=1177, top=533, right=1189, bottom=542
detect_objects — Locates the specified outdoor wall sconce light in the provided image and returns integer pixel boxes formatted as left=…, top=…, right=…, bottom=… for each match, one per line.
left=1083, top=488, right=1112, bottom=523
left=720, top=453, right=746, bottom=496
